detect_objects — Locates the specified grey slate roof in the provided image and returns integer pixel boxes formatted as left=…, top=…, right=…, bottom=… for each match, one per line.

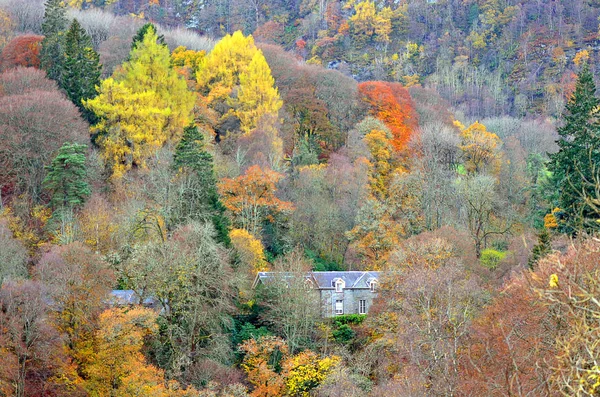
left=253, top=271, right=380, bottom=289
left=109, top=290, right=157, bottom=306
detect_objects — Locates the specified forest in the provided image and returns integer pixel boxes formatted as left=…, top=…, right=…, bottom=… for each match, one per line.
left=0, top=0, right=600, bottom=396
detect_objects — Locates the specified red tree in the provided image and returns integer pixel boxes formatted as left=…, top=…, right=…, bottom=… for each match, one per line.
left=0, top=34, right=43, bottom=72
left=358, top=81, right=419, bottom=152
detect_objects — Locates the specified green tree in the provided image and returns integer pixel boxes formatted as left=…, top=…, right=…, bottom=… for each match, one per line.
left=130, top=23, right=165, bottom=53
left=173, top=124, right=230, bottom=245
left=40, top=0, right=68, bottom=81
left=528, top=228, right=552, bottom=269
left=43, top=142, right=90, bottom=210
left=548, top=63, right=600, bottom=233
left=61, top=19, right=101, bottom=122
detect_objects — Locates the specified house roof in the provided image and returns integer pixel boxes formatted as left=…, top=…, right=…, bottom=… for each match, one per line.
left=253, top=271, right=381, bottom=289
left=109, top=290, right=157, bottom=306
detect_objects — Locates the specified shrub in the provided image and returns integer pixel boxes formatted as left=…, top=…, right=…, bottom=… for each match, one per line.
left=480, top=249, right=507, bottom=270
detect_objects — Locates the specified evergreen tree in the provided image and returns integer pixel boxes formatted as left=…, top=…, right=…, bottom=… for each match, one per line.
left=130, top=23, right=165, bottom=53
left=173, top=124, right=230, bottom=245
left=548, top=63, right=600, bottom=233
left=61, top=19, right=102, bottom=122
left=43, top=142, right=91, bottom=210
left=40, top=0, right=68, bottom=81
left=528, top=228, right=552, bottom=269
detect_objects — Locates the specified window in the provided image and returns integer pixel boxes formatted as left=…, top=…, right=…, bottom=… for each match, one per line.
left=334, top=279, right=345, bottom=292
left=359, top=299, right=367, bottom=314
left=335, top=299, right=344, bottom=315
left=369, top=280, right=378, bottom=292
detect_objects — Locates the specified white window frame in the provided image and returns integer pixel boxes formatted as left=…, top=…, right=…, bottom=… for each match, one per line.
left=335, top=299, right=344, bottom=315
left=369, top=280, right=378, bottom=292
left=359, top=299, right=367, bottom=314
left=335, top=279, right=345, bottom=293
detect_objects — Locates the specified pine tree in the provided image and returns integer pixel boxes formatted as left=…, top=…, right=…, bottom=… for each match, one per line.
left=40, top=0, right=68, bottom=81
left=43, top=142, right=91, bottom=209
left=528, top=228, right=552, bottom=270
left=173, top=124, right=230, bottom=245
left=130, top=23, right=165, bottom=53
left=61, top=19, right=102, bottom=122
left=548, top=63, right=600, bottom=233
left=236, top=50, right=282, bottom=134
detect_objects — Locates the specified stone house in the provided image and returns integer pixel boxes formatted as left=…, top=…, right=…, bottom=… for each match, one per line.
left=252, top=271, right=381, bottom=318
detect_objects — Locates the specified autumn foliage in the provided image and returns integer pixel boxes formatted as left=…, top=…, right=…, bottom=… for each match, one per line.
left=0, top=35, right=43, bottom=72
left=218, top=165, right=293, bottom=236
left=358, top=81, right=419, bottom=152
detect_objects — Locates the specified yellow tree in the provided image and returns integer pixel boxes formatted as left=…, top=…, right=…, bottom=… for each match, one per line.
left=284, top=350, right=340, bottom=397
left=364, top=128, right=394, bottom=199
left=196, top=31, right=258, bottom=102
left=457, top=121, right=503, bottom=175
left=236, top=51, right=283, bottom=134
left=230, top=228, right=268, bottom=272
left=83, top=307, right=196, bottom=397
left=84, top=25, right=194, bottom=178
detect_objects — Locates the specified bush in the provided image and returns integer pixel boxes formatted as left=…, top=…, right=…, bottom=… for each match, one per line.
left=331, top=314, right=366, bottom=327
left=0, top=34, right=42, bottom=71
left=332, top=324, right=355, bottom=344
left=480, top=249, right=507, bottom=270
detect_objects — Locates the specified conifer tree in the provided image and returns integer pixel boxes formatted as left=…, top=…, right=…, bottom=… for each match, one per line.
left=40, top=0, right=68, bottom=81
left=528, top=228, right=552, bottom=269
left=61, top=19, right=101, bottom=121
left=173, top=124, right=230, bottom=245
left=43, top=142, right=91, bottom=210
left=130, top=23, right=165, bottom=53
left=236, top=50, right=282, bottom=134
left=84, top=25, right=194, bottom=178
left=548, top=63, right=600, bottom=233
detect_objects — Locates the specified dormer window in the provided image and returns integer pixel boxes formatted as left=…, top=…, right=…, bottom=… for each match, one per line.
left=333, top=278, right=345, bottom=292
left=369, top=279, right=378, bottom=292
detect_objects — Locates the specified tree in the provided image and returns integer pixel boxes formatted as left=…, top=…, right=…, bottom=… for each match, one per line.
left=0, top=220, right=28, bottom=284
left=43, top=142, right=91, bottom=210
left=0, top=69, right=88, bottom=201
left=130, top=22, right=165, bottom=53
left=83, top=306, right=197, bottom=396
left=548, top=63, right=600, bottom=233
left=218, top=165, right=293, bottom=237
left=0, top=280, right=80, bottom=397
left=230, top=228, right=268, bottom=273
left=240, top=336, right=289, bottom=397
left=236, top=50, right=282, bottom=134
left=457, top=120, right=503, bottom=175
left=117, top=222, right=236, bottom=379
left=196, top=30, right=258, bottom=103
left=368, top=234, right=485, bottom=395
left=358, top=82, right=419, bottom=153
left=61, top=19, right=102, bottom=121
left=258, top=250, right=320, bottom=353
left=84, top=25, right=195, bottom=178
left=0, top=9, right=14, bottom=52
left=172, top=124, right=230, bottom=245
left=456, top=175, right=510, bottom=258
left=0, top=35, right=43, bottom=72
left=40, top=0, right=68, bottom=81
left=35, top=243, right=115, bottom=368
left=284, top=351, right=339, bottom=397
